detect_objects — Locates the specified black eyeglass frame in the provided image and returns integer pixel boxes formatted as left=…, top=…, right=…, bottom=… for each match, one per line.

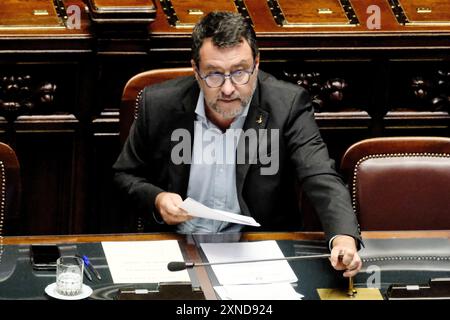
left=196, top=62, right=257, bottom=88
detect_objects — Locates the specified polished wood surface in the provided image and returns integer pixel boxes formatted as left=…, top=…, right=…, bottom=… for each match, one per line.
left=0, top=0, right=90, bottom=35
left=0, top=0, right=61, bottom=27
left=91, top=0, right=155, bottom=8
left=86, top=0, right=157, bottom=24
left=243, top=230, right=450, bottom=241
left=4, top=230, right=450, bottom=245
left=400, top=0, right=450, bottom=23
left=150, top=0, right=450, bottom=33
left=274, top=0, right=351, bottom=25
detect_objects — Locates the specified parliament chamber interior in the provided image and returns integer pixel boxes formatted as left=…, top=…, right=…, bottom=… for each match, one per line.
left=1, top=0, right=450, bottom=304
left=0, top=0, right=449, bottom=237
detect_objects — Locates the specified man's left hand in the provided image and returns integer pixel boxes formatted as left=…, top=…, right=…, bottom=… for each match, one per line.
left=330, top=235, right=362, bottom=277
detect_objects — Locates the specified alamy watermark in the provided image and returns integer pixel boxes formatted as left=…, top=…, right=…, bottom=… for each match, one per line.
left=66, top=5, right=81, bottom=30
left=366, top=5, right=381, bottom=30
left=171, top=125, right=279, bottom=175
left=365, top=264, right=381, bottom=289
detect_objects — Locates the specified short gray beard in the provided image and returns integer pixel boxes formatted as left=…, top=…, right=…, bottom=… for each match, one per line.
left=210, top=102, right=244, bottom=119
left=207, top=80, right=257, bottom=119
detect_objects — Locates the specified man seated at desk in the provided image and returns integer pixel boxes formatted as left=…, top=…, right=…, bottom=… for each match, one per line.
left=113, top=11, right=362, bottom=278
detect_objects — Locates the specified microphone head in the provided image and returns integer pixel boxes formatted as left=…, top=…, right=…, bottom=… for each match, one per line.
left=167, top=261, right=187, bottom=272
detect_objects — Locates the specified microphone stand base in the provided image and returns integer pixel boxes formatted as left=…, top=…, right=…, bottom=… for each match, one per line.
left=317, top=288, right=383, bottom=300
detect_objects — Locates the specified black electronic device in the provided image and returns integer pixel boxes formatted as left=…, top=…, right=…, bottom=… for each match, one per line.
left=116, top=283, right=205, bottom=300
left=30, top=245, right=61, bottom=270
left=387, top=278, right=450, bottom=300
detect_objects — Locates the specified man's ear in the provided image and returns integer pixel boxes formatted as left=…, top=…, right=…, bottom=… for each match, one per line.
left=190, top=59, right=199, bottom=81
left=255, top=54, right=260, bottom=70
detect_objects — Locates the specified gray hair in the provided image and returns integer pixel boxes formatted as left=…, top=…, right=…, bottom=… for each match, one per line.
left=191, top=11, right=259, bottom=66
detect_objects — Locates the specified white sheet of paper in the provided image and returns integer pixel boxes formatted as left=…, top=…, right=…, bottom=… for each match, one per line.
left=200, top=240, right=298, bottom=285
left=102, top=240, right=190, bottom=284
left=214, top=283, right=304, bottom=300
left=179, top=197, right=260, bottom=227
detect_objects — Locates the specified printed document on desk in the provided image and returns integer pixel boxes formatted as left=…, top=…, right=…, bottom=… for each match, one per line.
left=102, top=240, right=190, bottom=283
left=214, top=283, right=303, bottom=300
left=180, top=197, right=260, bottom=227
left=200, top=240, right=298, bottom=285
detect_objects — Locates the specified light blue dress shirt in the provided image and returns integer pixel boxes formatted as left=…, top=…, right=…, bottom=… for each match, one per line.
left=177, top=91, right=250, bottom=234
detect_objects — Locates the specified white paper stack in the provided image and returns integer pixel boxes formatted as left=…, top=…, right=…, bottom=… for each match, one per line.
left=214, top=283, right=303, bottom=300
left=180, top=197, right=260, bottom=227
left=102, top=240, right=190, bottom=284
left=200, top=240, right=303, bottom=300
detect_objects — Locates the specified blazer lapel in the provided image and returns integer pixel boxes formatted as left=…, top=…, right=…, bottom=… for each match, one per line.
left=168, top=85, right=198, bottom=198
left=236, top=82, right=270, bottom=215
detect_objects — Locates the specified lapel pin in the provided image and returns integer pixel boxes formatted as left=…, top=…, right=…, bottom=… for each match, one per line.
left=256, top=114, right=263, bottom=124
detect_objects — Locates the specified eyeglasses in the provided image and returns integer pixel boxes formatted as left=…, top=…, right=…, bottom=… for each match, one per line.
left=197, top=63, right=256, bottom=88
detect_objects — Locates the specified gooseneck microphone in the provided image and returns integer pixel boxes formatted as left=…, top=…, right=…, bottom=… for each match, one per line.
left=167, top=253, right=332, bottom=272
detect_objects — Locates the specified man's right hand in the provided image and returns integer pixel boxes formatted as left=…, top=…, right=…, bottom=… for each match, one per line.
left=154, top=192, right=192, bottom=225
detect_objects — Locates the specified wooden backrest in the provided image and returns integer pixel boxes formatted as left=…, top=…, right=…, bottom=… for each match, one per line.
left=119, top=68, right=193, bottom=231
left=0, top=142, right=21, bottom=236
left=120, top=67, right=194, bottom=145
left=341, top=137, right=450, bottom=231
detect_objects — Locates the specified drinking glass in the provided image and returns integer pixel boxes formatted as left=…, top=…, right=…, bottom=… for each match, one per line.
left=56, top=256, right=84, bottom=296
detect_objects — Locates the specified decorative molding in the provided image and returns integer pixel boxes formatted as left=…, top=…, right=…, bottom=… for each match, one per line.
left=159, top=0, right=178, bottom=27
left=266, top=0, right=284, bottom=27
left=53, top=0, right=69, bottom=25
left=283, top=71, right=352, bottom=112
left=86, top=0, right=156, bottom=24
left=0, top=75, right=58, bottom=121
left=387, top=0, right=408, bottom=25
left=410, top=70, right=450, bottom=112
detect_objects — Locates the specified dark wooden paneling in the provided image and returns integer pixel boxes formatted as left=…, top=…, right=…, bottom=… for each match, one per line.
left=14, top=119, right=78, bottom=235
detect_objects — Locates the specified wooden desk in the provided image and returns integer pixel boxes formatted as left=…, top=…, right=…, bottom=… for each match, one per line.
left=4, top=230, right=449, bottom=245
left=2, top=230, right=450, bottom=300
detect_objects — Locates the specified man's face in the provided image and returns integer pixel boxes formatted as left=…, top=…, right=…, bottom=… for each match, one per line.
left=192, top=38, right=259, bottom=119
